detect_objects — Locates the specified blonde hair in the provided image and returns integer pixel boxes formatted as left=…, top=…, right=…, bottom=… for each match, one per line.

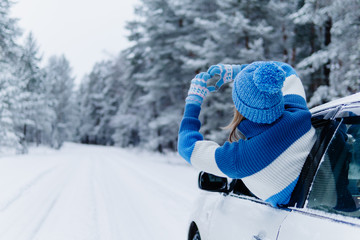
left=224, top=107, right=245, bottom=142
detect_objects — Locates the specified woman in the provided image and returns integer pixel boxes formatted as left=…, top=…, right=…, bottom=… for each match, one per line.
left=177, top=61, right=316, bottom=207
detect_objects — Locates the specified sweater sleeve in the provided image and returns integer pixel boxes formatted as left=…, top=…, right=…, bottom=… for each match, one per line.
left=177, top=105, right=258, bottom=178
left=178, top=103, right=227, bottom=177
left=178, top=103, right=203, bottom=163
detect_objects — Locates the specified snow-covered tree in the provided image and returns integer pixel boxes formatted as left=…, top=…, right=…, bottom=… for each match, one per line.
left=0, top=1, right=81, bottom=153
left=293, top=0, right=360, bottom=106
left=110, top=52, right=142, bottom=148
left=77, top=59, right=123, bottom=145
left=44, top=55, right=76, bottom=149
left=0, top=0, right=22, bottom=152
left=13, top=33, right=50, bottom=151
left=120, top=0, right=200, bottom=152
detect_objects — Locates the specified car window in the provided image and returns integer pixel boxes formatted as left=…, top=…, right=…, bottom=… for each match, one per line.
left=307, top=117, right=360, bottom=218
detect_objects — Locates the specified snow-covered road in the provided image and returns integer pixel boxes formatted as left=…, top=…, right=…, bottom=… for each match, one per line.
left=0, top=143, right=200, bottom=240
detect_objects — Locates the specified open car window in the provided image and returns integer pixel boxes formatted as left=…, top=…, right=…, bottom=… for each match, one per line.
left=307, top=116, right=360, bottom=219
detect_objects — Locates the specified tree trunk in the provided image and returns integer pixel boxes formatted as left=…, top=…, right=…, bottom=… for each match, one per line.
left=282, top=25, right=289, bottom=63
left=323, top=17, right=332, bottom=86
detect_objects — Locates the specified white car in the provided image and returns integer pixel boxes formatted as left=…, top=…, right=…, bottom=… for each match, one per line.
left=188, top=93, right=360, bottom=240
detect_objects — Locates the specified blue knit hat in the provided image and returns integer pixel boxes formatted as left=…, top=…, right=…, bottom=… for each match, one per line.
left=232, top=61, right=286, bottom=124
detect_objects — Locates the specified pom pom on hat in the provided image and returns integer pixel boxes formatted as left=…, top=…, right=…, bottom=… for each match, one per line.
left=254, top=62, right=285, bottom=94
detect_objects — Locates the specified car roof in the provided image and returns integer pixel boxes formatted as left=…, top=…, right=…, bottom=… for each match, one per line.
left=310, top=92, right=360, bottom=115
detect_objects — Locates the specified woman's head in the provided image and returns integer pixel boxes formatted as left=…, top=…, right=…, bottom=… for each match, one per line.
left=232, top=61, right=286, bottom=124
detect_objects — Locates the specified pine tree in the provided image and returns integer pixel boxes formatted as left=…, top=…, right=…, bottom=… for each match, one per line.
left=121, top=0, right=199, bottom=152
left=110, top=52, right=142, bottom=148
left=293, top=0, right=360, bottom=106
left=78, top=62, right=108, bottom=144
left=77, top=59, right=123, bottom=145
left=14, top=33, right=50, bottom=151
left=44, top=55, right=76, bottom=149
left=0, top=0, right=22, bottom=152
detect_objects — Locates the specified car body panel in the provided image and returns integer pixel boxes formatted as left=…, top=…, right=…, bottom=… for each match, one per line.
left=208, top=194, right=288, bottom=240
left=278, top=209, right=360, bottom=240
left=189, top=192, right=223, bottom=240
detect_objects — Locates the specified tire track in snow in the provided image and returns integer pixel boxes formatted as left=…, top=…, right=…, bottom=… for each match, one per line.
left=96, top=157, right=195, bottom=240
left=0, top=166, right=57, bottom=212
left=28, top=191, right=61, bottom=240
left=92, top=158, right=146, bottom=239
left=27, top=161, right=78, bottom=240
left=0, top=162, right=74, bottom=240
left=88, top=158, right=101, bottom=240
left=95, top=157, right=162, bottom=239
left=31, top=157, right=102, bottom=240
left=109, top=156, right=197, bottom=205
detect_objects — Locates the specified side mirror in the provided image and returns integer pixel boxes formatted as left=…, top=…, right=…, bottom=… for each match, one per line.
left=198, top=171, right=228, bottom=193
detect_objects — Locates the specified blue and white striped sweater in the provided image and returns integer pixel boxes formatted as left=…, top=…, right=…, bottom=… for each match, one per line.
left=178, top=71, right=316, bottom=207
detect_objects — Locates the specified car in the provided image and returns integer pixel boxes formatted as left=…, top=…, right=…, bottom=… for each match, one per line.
left=188, top=92, right=360, bottom=240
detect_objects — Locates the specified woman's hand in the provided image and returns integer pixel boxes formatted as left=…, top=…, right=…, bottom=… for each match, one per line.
left=185, top=72, right=211, bottom=106
left=207, top=64, right=244, bottom=92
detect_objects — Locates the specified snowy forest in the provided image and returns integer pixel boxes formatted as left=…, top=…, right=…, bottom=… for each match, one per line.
left=1, top=0, right=359, bottom=154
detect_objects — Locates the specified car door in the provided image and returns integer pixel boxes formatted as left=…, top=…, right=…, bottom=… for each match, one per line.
left=278, top=105, right=360, bottom=239
left=207, top=180, right=289, bottom=240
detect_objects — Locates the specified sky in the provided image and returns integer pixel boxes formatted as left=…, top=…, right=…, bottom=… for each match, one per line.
left=10, top=0, right=139, bottom=84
